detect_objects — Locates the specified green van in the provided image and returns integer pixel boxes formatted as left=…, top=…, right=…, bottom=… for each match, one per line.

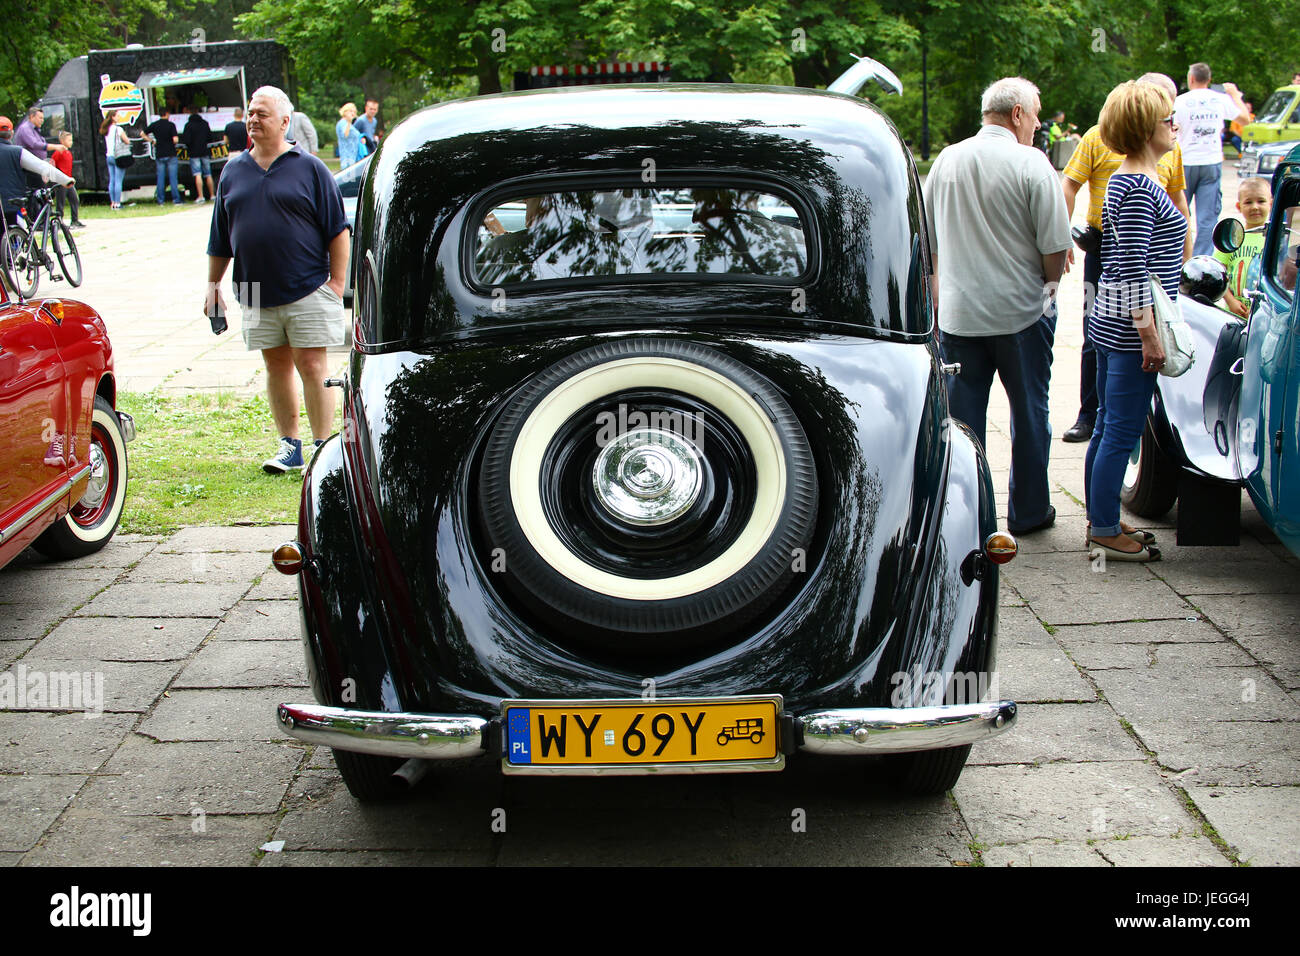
left=1244, top=86, right=1300, bottom=146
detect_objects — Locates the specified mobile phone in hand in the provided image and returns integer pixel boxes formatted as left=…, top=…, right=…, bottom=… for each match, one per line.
left=207, top=299, right=227, bottom=335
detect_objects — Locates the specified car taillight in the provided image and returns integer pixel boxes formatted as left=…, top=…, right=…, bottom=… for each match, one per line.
left=272, top=542, right=304, bottom=575
left=985, top=532, right=1018, bottom=564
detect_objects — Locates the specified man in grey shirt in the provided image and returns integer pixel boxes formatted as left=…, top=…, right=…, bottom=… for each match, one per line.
left=287, top=111, right=318, bottom=155
left=923, top=76, right=1071, bottom=535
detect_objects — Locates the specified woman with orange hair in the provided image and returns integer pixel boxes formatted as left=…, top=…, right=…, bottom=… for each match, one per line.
left=1085, top=81, right=1187, bottom=562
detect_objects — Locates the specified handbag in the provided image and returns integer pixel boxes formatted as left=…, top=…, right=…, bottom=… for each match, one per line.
left=1148, top=273, right=1194, bottom=377
left=1071, top=224, right=1101, bottom=258
left=111, top=127, right=134, bottom=168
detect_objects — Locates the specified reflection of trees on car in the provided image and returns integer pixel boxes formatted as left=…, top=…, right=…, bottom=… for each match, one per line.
left=475, top=187, right=806, bottom=284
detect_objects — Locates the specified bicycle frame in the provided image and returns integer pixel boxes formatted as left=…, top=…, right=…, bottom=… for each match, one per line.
left=5, top=187, right=82, bottom=297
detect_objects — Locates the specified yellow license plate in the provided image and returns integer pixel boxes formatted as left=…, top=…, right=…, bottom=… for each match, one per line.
left=502, top=696, right=784, bottom=774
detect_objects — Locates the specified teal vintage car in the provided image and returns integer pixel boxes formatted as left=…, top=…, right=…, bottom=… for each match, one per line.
left=1231, top=143, right=1300, bottom=555
left=1122, top=143, right=1300, bottom=557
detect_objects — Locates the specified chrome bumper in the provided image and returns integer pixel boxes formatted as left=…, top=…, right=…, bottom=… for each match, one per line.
left=798, top=700, right=1017, bottom=754
left=276, top=704, right=488, bottom=760
left=277, top=699, right=1017, bottom=761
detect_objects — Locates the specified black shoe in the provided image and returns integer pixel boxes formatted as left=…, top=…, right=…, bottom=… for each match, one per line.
left=1062, top=417, right=1094, bottom=443
left=1009, top=506, right=1056, bottom=535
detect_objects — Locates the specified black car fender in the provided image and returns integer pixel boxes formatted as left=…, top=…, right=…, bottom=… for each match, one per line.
left=296, top=434, right=409, bottom=713
left=885, top=418, right=1001, bottom=708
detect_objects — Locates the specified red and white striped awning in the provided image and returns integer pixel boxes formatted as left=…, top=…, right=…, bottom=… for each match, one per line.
left=529, top=62, right=669, bottom=77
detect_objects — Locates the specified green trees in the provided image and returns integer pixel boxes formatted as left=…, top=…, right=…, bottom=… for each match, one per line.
left=6, top=0, right=1299, bottom=154
left=0, top=0, right=164, bottom=111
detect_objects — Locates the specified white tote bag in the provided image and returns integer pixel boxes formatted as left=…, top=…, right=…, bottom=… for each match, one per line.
left=1148, top=274, right=1194, bottom=377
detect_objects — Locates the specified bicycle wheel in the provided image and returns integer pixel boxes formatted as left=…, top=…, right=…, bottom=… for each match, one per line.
left=3, top=225, right=38, bottom=298
left=1, top=225, right=24, bottom=292
left=52, top=218, right=82, bottom=286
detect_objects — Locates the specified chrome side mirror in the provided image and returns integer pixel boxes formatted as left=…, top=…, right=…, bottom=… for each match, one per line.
left=1213, top=218, right=1245, bottom=255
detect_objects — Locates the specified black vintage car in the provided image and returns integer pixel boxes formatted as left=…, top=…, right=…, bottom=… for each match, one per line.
left=272, top=83, right=1020, bottom=800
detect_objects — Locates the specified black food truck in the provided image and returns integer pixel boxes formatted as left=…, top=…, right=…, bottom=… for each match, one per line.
left=35, top=40, right=295, bottom=196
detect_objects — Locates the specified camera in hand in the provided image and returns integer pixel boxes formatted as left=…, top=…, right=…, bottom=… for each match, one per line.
left=207, top=298, right=227, bottom=335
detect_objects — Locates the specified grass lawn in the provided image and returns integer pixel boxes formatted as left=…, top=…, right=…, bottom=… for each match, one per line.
left=78, top=183, right=199, bottom=219
left=117, top=390, right=342, bottom=533
left=78, top=199, right=193, bottom=220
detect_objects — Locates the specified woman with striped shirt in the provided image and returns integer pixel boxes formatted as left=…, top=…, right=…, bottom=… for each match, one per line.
left=1086, top=81, right=1187, bottom=562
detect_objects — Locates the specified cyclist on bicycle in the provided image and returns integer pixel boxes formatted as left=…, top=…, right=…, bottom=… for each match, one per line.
left=1, top=119, right=73, bottom=228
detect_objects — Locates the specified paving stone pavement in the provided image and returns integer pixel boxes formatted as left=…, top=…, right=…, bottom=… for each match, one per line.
left=2, top=160, right=1297, bottom=866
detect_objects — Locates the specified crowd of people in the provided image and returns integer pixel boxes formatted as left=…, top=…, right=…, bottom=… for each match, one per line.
left=925, top=62, right=1281, bottom=563
left=1, top=91, right=382, bottom=226
left=3, top=86, right=378, bottom=475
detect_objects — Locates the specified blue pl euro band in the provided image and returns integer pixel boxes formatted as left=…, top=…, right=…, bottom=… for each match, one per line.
left=506, top=708, right=531, bottom=763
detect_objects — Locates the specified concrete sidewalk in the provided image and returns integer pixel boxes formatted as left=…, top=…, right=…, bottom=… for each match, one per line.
left=1, top=502, right=1296, bottom=866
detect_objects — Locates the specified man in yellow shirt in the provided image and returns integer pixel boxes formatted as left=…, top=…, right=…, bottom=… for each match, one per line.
left=1058, top=72, right=1193, bottom=442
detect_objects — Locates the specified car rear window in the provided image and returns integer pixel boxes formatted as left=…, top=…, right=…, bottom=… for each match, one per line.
left=472, top=186, right=809, bottom=286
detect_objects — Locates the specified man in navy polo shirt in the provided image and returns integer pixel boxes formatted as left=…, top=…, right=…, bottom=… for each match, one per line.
left=205, top=85, right=350, bottom=473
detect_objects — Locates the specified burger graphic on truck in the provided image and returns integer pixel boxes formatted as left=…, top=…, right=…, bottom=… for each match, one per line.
left=97, top=76, right=143, bottom=122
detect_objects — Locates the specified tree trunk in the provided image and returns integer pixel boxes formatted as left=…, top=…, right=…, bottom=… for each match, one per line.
left=474, top=38, right=502, bottom=95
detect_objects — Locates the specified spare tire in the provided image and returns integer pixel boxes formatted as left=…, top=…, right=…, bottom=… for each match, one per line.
left=478, top=338, right=817, bottom=652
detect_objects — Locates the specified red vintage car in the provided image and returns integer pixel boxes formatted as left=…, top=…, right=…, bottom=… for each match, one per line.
left=0, top=271, right=132, bottom=569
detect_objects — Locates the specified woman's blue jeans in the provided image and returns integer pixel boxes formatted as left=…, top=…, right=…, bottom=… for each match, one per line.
left=107, top=161, right=125, bottom=204
left=1085, top=345, right=1158, bottom=536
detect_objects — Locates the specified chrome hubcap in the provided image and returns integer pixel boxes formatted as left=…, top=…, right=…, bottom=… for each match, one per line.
left=79, top=442, right=109, bottom=509
left=592, top=427, right=702, bottom=526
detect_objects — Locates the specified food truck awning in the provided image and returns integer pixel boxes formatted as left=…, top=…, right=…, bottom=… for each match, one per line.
left=136, top=66, right=242, bottom=88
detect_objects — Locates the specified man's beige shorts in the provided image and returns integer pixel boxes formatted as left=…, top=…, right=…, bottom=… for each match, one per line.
left=241, top=283, right=346, bottom=350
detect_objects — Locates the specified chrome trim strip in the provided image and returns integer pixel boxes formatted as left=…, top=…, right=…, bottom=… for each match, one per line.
left=0, top=467, right=87, bottom=544
left=798, top=700, right=1018, bottom=755
left=276, top=703, right=487, bottom=760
